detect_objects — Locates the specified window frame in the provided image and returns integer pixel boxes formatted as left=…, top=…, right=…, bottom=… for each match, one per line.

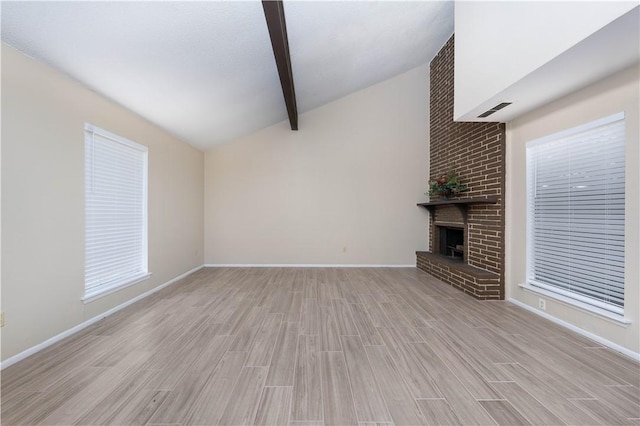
left=525, top=112, right=626, bottom=319
left=83, top=123, right=151, bottom=303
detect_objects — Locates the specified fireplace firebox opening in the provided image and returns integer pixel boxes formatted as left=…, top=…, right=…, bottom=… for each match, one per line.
left=439, top=226, right=464, bottom=260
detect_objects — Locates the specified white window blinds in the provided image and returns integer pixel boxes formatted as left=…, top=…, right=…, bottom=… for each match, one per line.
left=84, top=124, right=149, bottom=301
left=526, top=113, right=625, bottom=314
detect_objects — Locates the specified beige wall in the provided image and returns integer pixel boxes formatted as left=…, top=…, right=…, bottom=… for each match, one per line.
left=1, top=44, right=204, bottom=361
left=204, top=66, right=430, bottom=265
left=506, top=64, right=640, bottom=354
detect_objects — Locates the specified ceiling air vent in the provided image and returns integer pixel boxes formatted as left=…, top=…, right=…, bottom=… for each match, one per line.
left=478, top=102, right=512, bottom=118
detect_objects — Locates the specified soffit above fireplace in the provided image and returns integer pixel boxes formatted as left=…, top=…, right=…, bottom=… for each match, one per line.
left=454, top=3, right=638, bottom=123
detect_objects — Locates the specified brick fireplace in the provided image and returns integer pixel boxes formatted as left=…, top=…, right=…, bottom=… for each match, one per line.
left=416, top=35, right=506, bottom=300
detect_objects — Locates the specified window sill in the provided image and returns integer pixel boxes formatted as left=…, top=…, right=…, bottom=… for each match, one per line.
left=519, top=283, right=631, bottom=327
left=82, top=272, right=152, bottom=304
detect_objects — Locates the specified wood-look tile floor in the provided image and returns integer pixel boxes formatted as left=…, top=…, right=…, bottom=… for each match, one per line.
left=2, top=267, right=639, bottom=425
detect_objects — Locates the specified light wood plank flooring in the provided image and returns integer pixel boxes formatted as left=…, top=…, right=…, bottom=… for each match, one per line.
left=2, top=267, right=639, bottom=425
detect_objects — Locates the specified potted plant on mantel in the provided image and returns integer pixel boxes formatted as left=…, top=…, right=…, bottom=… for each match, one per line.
left=427, top=170, right=469, bottom=200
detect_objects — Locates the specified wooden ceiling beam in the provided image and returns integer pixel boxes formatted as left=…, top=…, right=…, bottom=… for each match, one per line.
left=262, top=0, right=298, bottom=130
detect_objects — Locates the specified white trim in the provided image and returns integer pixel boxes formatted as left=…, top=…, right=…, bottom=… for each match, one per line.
left=508, top=297, right=639, bottom=362
left=1, top=265, right=204, bottom=370
left=521, top=282, right=629, bottom=324
left=203, top=264, right=416, bottom=268
left=524, top=112, right=626, bottom=316
left=84, top=123, right=149, bottom=298
left=84, top=123, right=148, bottom=153
left=82, top=272, right=152, bottom=304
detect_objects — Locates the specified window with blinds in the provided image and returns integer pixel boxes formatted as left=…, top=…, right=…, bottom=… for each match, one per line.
left=84, top=124, right=149, bottom=302
left=526, top=112, right=625, bottom=315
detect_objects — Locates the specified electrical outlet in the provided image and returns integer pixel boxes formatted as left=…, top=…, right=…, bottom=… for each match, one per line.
left=538, top=298, right=546, bottom=311
left=0, top=312, right=5, bottom=327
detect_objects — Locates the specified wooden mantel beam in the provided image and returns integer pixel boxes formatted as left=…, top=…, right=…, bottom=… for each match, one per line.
left=262, top=0, right=298, bottom=130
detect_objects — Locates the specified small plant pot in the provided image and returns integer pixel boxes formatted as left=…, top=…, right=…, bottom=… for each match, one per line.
left=438, top=190, right=452, bottom=200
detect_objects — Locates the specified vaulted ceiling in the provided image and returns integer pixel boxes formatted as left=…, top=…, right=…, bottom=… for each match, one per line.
left=1, top=1, right=453, bottom=151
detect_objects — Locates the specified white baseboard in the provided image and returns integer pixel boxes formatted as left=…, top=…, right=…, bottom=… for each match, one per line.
left=508, top=298, right=640, bottom=362
left=1, top=264, right=204, bottom=370
left=204, top=264, right=415, bottom=268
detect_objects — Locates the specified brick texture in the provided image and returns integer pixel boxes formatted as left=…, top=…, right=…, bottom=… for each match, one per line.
left=418, top=35, right=506, bottom=300
left=417, top=252, right=501, bottom=300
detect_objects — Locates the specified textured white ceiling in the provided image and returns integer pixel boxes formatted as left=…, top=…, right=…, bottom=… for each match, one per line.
left=1, top=1, right=453, bottom=151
